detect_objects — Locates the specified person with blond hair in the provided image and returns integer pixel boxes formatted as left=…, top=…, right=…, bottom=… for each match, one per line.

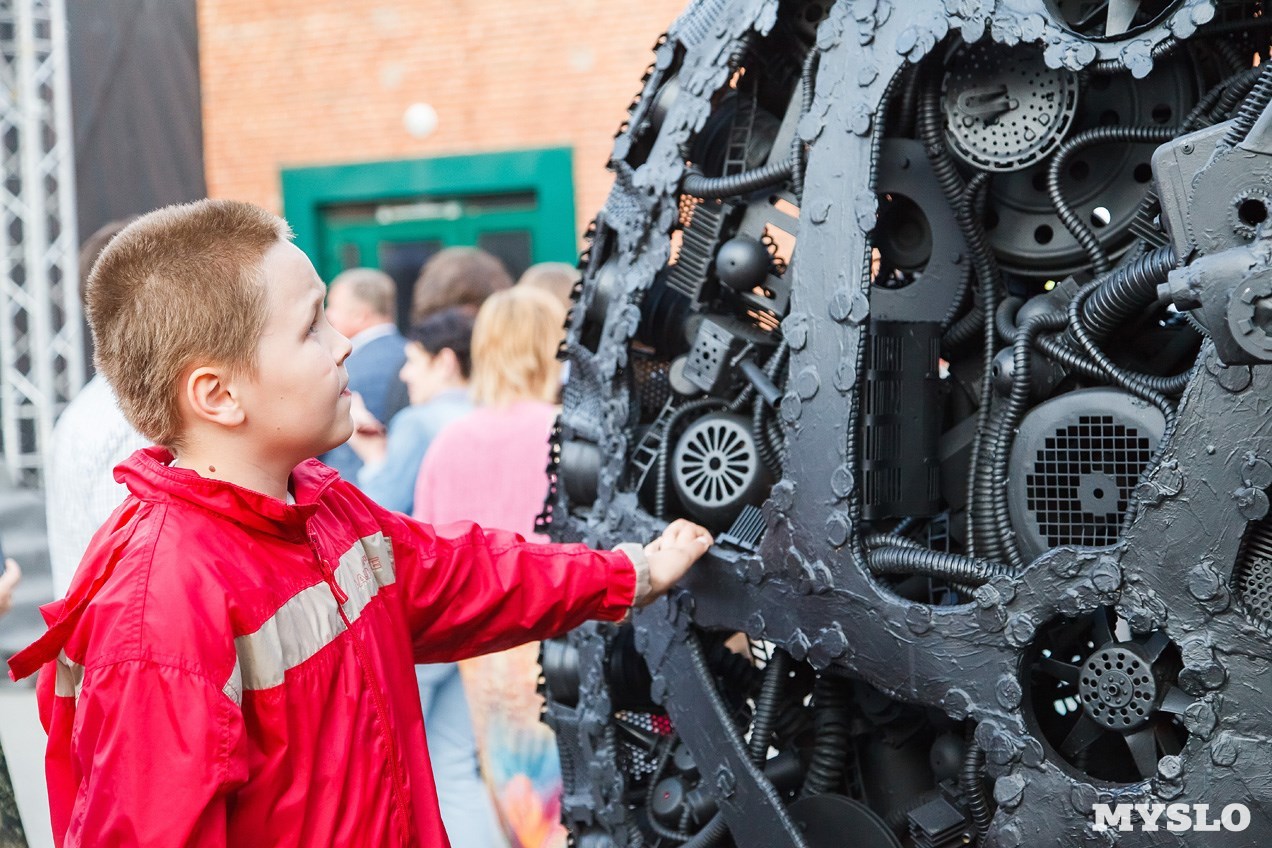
left=412, top=285, right=566, bottom=536
left=412, top=284, right=575, bottom=848
left=515, top=261, right=579, bottom=310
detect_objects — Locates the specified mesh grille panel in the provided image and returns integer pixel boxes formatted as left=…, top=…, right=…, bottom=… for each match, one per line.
left=614, top=710, right=674, bottom=777
left=632, top=356, right=672, bottom=421
left=1234, top=515, right=1272, bottom=631
left=1024, top=415, right=1152, bottom=548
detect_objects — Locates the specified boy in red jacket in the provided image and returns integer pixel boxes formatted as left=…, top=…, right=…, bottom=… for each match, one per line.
left=9, top=200, right=713, bottom=847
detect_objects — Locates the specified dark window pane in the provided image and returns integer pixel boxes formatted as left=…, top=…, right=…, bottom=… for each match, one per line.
left=378, top=240, right=443, bottom=331
left=478, top=230, right=532, bottom=281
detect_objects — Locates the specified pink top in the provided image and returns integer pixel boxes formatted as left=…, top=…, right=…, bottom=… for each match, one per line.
left=412, top=400, right=559, bottom=542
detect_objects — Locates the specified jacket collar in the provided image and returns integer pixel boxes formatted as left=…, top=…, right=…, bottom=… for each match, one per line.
left=115, top=446, right=341, bottom=540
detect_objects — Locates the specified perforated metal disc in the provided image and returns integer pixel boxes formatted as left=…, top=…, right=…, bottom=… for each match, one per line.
left=943, top=43, right=1079, bottom=173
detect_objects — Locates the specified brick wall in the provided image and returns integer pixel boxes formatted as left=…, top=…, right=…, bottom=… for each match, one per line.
left=199, top=0, right=688, bottom=245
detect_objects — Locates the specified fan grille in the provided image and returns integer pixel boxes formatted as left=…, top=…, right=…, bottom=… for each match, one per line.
left=1025, top=415, right=1152, bottom=549
left=673, top=416, right=758, bottom=509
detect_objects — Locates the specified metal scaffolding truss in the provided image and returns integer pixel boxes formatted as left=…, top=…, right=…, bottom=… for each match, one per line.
left=0, top=0, right=81, bottom=487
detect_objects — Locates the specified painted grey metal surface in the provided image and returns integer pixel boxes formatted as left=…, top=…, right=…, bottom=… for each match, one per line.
left=541, top=1, right=1272, bottom=846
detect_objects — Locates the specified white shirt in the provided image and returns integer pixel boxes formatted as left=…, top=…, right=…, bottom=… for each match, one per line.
left=45, top=375, right=149, bottom=597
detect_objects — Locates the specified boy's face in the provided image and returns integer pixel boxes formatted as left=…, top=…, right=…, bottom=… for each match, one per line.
left=236, top=241, right=354, bottom=462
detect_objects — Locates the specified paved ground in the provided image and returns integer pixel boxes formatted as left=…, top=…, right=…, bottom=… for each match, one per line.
left=0, top=680, right=52, bottom=848
left=0, top=476, right=54, bottom=847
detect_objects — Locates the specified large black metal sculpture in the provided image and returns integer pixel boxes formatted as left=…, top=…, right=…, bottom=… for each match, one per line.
left=539, top=1, right=1272, bottom=845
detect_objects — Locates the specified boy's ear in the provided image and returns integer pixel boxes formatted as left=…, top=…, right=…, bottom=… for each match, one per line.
left=182, top=366, right=246, bottom=428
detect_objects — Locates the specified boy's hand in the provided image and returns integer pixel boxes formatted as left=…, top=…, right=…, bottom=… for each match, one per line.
left=638, top=519, right=713, bottom=604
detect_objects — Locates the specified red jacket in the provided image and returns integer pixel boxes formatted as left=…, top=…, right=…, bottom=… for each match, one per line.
left=9, top=446, right=636, bottom=847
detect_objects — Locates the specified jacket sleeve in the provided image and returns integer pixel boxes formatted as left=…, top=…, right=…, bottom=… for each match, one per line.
left=50, top=658, right=247, bottom=847
left=371, top=504, right=637, bottom=663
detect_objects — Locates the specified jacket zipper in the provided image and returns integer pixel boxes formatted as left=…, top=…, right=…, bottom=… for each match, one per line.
left=308, top=529, right=350, bottom=604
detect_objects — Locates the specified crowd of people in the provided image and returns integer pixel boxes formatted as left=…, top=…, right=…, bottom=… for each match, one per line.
left=35, top=218, right=632, bottom=848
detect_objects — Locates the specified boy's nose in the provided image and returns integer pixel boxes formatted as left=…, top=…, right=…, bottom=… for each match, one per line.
left=334, top=330, right=353, bottom=364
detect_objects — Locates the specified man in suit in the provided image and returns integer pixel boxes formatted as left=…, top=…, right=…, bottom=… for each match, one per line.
left=321, top=267, right=406, bottom=480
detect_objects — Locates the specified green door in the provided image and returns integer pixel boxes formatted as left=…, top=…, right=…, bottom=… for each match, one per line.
left=282, top=148, right=577, bottom=331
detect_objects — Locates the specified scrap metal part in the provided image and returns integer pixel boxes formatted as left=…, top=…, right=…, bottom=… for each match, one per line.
left=542, top=1, right=1272, bottom=846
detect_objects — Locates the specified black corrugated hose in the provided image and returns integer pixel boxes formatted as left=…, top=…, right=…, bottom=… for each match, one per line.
left=940, top=264, right=975, bottom=336
left=682, top=160, right=794, bottom=199
left=863, top=532, right=924, bottom=550
left=865, top=546, right=1008, bottom=585
left=801, top=675, right=854, bottom=797
left=679, top=812, right=729, bottom=848
left=988, top=309, right=1069, bottom=569
left=1067, top=280, right=1181, bottom=533
left=960, top=171, right=1002, bottom=559
left=1090, top=36, right=1180, bottom=74
left=748, top=649, right=792, bottom=764
left=1068, top=278, right=1182, bottom=423
left=752, top=393, right=781, bottom=474
left=919, top=70, right=1002, bottom=556
left=1209, top=66, right=1264, bottom=128
left=988, top=248, right=1190, bottom=396
left=960, top=737, right=993, bottom=844
left=1047, top=125, right=1179, bottom=275
left=942, top=181, right=994, bottom=347
left=1221, top=62, right=1272, bottom=149
left=994, top=296, right=1025, bottom=345
left=1079, top=244, right=1176, bottom=338
left=644, top=747, right=693, bottom=843
left=791, top=48, right=819, bottom=201
left=969, top=414, right=1008, bottom=565
left=1180, top=66, right=1259, bottom=132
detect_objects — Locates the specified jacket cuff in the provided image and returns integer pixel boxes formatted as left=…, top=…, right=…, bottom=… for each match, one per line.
left=612, top=543, right=653, bottom=612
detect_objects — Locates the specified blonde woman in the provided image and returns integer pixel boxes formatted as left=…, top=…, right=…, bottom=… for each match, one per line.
left=412, top=284, right=565, bottom=540
left=412, top=284, right=569, bottom=848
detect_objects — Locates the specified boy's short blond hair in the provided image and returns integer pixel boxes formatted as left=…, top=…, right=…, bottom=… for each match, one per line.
left=470, top=285, right=567, bottom=407
left=86, top=199, right=292, bottom=449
